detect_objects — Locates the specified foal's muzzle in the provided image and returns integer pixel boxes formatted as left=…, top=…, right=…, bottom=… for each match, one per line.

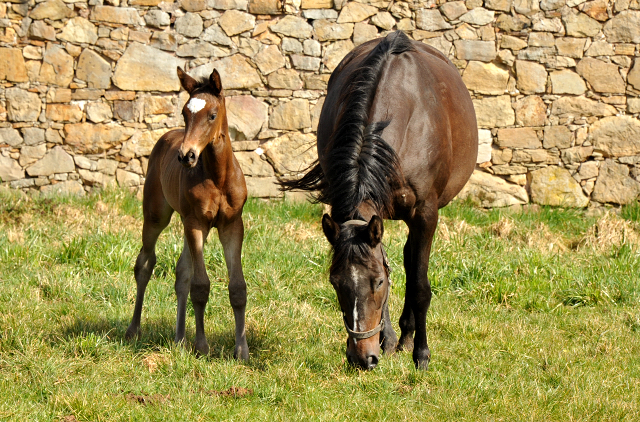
left=178, top=149, right=197, bottom=168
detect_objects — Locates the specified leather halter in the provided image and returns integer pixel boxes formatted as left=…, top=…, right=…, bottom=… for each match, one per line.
left=340, top=218, right=392, bottom=341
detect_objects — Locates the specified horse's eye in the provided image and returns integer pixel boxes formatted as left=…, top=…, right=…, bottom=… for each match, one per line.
left=209, top=113, right=217, bottom=121
left=376, top=278, right=384, bottom=290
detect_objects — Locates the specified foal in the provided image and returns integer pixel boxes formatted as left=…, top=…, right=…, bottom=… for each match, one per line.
left=125, top=67, right=249, bottom=360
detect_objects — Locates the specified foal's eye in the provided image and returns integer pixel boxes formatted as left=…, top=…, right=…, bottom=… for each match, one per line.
left=375, top=278, right=384, bottom=289
left=209, top=113, right=217, bottom=121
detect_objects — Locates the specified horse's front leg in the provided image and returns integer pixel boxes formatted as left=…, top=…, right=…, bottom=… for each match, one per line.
left=405, top=204, right=438, bottom=370
left=218, top=216, right=249, bottom=361
left=184, top=220, right=211, bottom=356
left=174, top=234, right=192, bottom=345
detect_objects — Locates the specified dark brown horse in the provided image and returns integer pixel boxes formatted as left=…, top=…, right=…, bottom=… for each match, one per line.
left=125, top=67, right=249, bottom=360
left=281, top=31, right=477, bottom=370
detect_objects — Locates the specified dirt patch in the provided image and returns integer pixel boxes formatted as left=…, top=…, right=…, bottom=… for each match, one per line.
left=125, top=393, right=170, bottom=405
left=60, top=416, right=79, bottom=422
left=201, top=386, right=253, bottom=398
left=396, top=385, right=414, bottom=395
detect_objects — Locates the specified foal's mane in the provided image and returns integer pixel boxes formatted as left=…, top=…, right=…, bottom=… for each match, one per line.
left=280, top=31, right=413, bottom=221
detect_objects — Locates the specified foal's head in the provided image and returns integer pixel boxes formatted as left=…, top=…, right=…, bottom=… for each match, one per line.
left=322, top=214, right=391, bottom=370
left=176, top=67, right=227, bottom=168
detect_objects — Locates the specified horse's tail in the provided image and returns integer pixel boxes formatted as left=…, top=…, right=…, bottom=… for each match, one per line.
left=277, top=161, right=326, bottom=197
left=278, top=31, right=413, bottom=218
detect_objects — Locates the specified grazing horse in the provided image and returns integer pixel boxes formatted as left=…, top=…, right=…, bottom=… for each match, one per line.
left=280, top=31, right=477, bottom=370
left=125, top=67, right=249, bottom=360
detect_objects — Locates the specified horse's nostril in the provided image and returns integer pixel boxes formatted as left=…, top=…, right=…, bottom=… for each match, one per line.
left=366, top=355, right=378, bottom=370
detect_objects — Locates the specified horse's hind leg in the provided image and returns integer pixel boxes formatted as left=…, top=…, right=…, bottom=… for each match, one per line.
left=218, top=216, right=249, bottom=360
left=184, top=221, right=211, bottom=356
left=125, top=202, right=173, bottom=340
left=397, top=233, right=416, bottom=352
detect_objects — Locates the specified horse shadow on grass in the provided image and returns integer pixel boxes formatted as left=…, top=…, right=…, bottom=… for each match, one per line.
left=58, top=316, right=271, bottom=365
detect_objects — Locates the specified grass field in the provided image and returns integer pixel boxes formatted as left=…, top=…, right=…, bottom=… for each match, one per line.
left=1, top=187, right=639, bottom=421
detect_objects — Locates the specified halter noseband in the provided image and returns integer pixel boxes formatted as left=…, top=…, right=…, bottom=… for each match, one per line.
left=340, top=219, right=391, bottom=341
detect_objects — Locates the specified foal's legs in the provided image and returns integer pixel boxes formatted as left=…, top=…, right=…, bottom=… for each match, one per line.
left=218, top=216, right=249, bottom=360
left=174, top=234, right=193, bottom=344
left=125, top=200, right=173, bottom=340
left=404, top=203, right=439, bottom=369
left=183, top=220, right=211, bottom=355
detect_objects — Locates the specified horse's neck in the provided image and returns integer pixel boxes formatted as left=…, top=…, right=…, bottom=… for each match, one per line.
left=200, top=129, right=233, bottom=183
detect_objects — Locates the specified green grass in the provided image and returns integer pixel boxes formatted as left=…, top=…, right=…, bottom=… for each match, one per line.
left=1, top=187, right=639, bottom=421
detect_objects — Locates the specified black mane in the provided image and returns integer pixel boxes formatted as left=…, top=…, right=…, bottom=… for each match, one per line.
left=279, top=31, right=413, bottom=221
left=191, top=75, right=212, bottom=93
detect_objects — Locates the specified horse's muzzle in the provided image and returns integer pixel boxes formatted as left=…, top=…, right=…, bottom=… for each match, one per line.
left=347, top=350, right=379, bottom=370
left=178, top=149, right=197, bottom=168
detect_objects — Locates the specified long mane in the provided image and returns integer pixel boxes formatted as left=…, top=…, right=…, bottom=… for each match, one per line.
left=279, top=31, right=413, bottom=220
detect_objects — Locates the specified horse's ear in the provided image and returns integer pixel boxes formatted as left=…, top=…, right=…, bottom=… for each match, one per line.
left=209, top=68, right=222, bottom=96
left=177, top=67, right=197, bottom=93
left=367, top=215, right=384, bottom=247
left=322, top=214, right=340, bottom=246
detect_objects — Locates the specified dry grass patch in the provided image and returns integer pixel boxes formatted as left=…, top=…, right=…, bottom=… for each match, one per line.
left=579, top=212, right=640, bottom=251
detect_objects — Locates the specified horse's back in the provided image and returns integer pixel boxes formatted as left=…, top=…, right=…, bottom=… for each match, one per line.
left=319, top=35, right=477, bottom=212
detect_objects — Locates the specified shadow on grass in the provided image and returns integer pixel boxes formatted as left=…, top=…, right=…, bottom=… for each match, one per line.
left=57, top=316, right=271, bottom=364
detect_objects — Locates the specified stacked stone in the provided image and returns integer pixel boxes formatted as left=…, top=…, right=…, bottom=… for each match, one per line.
left=0, top=0, right=640, bottom=207
left=456, top=0, right=640, bottom=208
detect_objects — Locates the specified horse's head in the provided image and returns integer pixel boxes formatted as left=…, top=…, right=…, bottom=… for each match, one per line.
left=176, top=67, right=227, bottom=168
left=322, top=213, right=391, bottom=370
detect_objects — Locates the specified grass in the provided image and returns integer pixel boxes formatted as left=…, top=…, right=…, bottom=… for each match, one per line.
left=0, top=187, right=639, bottom=421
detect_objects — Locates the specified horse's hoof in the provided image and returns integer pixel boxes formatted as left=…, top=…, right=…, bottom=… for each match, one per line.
left=194, top=341, right=210, bottom=357
left=396, top=335, right=414, bottom=352
left=381, top=337, right=398, bottom=355
left=234, top=343, right=249, bottom=361
left=413, top=349, right=431, bottom=370
left=124, top=326, right=139, bottom=341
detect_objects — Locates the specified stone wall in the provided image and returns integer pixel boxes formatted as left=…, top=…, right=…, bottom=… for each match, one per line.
left=0, top=0, right=640, bottom=207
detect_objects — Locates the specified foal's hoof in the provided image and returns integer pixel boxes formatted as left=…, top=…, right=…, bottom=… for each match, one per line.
left=234, top=343, right=249, bottom=361
left=124, top=325, right=140, bottom=341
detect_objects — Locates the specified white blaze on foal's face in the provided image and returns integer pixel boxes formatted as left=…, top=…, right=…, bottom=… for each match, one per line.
left=186, top=97, right=207, bottom=114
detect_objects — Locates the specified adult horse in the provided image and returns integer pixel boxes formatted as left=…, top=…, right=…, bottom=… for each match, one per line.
left=281, top=31, right=477, bottom=370
left=125, top=67, right=249, bottom=360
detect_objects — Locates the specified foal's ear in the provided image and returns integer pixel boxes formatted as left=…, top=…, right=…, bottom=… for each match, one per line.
left=209, top=68, right=223, bottom=96
left=177, top=67, right=197, bottom=93
left=322, top=213, right=340, bottom=246
left=367, top=215, right=384, bottom=247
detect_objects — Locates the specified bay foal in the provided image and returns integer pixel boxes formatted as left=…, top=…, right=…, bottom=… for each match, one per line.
left=125, top=67, right=249, bottom=360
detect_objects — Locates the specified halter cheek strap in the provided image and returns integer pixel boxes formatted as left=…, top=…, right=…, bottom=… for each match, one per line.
left=342, top=284, right=390, bottom=340
left=339, top=218, right=392, bottom=341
